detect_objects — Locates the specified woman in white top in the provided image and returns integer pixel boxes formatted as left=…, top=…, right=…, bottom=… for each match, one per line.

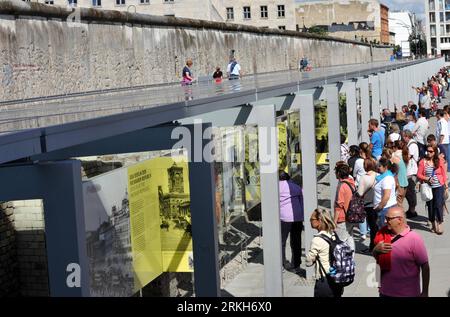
left=373, top=157, right=398, bottom=228
left=306, top=208, right=344, bottom=298
left=353, top=142, right=371, bottom=185
left=357, top=158, right=378, bottom=251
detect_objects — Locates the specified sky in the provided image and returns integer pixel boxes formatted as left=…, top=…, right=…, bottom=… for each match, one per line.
left=384, top=0, right=425, bottom=16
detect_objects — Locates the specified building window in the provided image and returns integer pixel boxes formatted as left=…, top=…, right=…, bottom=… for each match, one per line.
left=45, top=0, right=54, bottom=4
left=92, top=0, right=101, bottom=6
left=243, top=6, right=251, bottom=20
left=68, top=0, right=77, bottom=6
left=431, top=25, right=436, bottom=36
left=164, top=0, right=175, bottom=2
left=260, top=6, right=268, bottom=19
left=429, top=0, right=435, bottom=11
left=226, top=7, right=234, bottom=20
left=277, top=5, right=285, bottom=18
left=446, top=0, right=450, bottom=10
left=440, top=24, right=445, bottom=35
left=278, top=25, right=286, bottom=30
left=430, top=12, right=436, bottom=23
left=116, top=0, right=125, bottom=5
left=440, top=12, right=444, bottom=22
left=140, top=0, right=150, bottom=4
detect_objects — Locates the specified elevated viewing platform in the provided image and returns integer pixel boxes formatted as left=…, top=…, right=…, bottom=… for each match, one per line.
left=0, top=59, right=424, bottom=135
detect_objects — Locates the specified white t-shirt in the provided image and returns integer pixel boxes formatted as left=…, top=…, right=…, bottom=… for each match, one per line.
left=413, top=117, right=429, bottom=145
left=373, top=175, right=397, bottom=209
left=353, top=158, right=366, bottom=185
left=447, top=118, right=450, bottom=137
left=357, top=172, right=377, bottom=207
left=407, top=140, right=419, bottom=176
left=388, top=132, right=401, bottom=143
left=227, top=62, right=241, bottom=76
left=437, top=118, right=450, bottom=145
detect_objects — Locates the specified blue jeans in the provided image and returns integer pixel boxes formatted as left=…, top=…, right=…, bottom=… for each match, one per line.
left=377, top=207, right=390, bottom=228
left=359, top=219, right=368, bottom=236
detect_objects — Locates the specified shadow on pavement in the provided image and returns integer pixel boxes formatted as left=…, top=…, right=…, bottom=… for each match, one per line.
left=407, top=219, right=433, bottom=233
left=220, top=289, right=235, bottom=297
left=246, top=246, right=263, bottom=265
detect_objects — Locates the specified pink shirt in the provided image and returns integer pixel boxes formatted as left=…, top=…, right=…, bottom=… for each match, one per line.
left=380, top=226, right=428, bottom=297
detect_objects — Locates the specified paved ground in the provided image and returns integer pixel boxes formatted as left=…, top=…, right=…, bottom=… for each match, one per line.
left=223, top=115, right=450, bottom=297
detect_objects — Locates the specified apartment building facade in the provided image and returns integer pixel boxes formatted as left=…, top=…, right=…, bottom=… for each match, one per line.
left=425, top=0, right=450, bottom=61
left=33, top=0, right=296, bottom=31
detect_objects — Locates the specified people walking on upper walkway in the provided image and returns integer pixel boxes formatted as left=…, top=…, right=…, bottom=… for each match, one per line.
left=181, top=59, right=195, bottom=85
left=227, top=58, right=242, bottom=80
left=299, top=57, right=309, bottom=72
left=213, top=66, right=223, bottom=83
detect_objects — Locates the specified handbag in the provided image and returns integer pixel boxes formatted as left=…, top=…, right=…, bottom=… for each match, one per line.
left=420, top=165, right=435, bottom=202
left=420, top=164, right=434, bottom=202
left=420, top=183, right=433, bottom=202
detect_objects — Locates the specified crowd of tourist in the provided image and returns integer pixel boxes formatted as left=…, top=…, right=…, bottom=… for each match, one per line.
left=279, top=67, right=450, bottom=298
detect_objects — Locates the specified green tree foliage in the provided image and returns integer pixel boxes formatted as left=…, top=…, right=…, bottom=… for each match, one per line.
left=307, top=25, right=328, bottom=36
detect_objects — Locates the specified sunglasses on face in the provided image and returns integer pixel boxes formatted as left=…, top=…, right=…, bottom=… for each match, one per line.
left=385, top=216, right=402, bottom=222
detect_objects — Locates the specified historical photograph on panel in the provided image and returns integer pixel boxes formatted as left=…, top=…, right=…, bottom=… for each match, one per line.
left=83, top=168, right=134, bottom=297
left=314, top=99, right=329, bottom=165
left=153, top=156, right=193, bottom=272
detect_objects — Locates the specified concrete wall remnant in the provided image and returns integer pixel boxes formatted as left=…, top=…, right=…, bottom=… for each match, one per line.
left=0, top=1, right=392, bottom=102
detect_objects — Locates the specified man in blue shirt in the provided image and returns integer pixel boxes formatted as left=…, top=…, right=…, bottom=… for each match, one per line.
left=368, top=119, right=384, bottom=160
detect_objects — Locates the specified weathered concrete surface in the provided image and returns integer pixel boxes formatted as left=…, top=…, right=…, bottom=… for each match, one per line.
left=0, top=1, right=391, bottom=102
